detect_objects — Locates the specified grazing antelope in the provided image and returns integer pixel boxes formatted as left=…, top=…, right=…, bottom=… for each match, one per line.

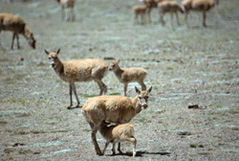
left=99, top=122, right=137, bottom=157
left=82, top=86, right=152, bottom=155
left=0, top=13, right=36, bottom=49
left=182, top=0, right=219, bottom=27
left=44, top=49, right=108, bottom=109
left=56, top=0, right=75, bottom=21
left=109, top=60, right=147, bottom=96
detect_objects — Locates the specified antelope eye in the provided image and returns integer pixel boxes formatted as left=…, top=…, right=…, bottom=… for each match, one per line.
left=138, top=96, right=142, bottom=99
left=48, top=57, right=51, bottom=60
left=112, top=64, right=115, bottom=67
left=145, top=96, right=148, bottom=99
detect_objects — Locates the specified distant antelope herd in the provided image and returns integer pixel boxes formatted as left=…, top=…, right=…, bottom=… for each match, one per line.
left=134, top=0, right=220, bottom=28
left=1, top=0, right=221, bottom=158
left=0, top=0, right=220, bottom=49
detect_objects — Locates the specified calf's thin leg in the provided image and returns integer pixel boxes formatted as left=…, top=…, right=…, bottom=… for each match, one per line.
left=124, top=83, right=128, bottom=96
left=71, top=7, right=75, bottom=21
left=127, top=137, right=137, bottom=157
left=175, top=12, right=180, bottom=25
left=102, top=142, right=110, bottom=155
left=11, top=32, right=16, bottom=49
left=72, top=83, right=80, bottom=107
left=203, top=11, right=207, bottom=27
left=68, top=82, right=73, bottom=109
left=170, top=12, right=175, bottom=30
left=184, top=11, right=189, bottom=28
left=61, top=6, right=65, bottom=21
left=16, top=33, right=20, bottom=49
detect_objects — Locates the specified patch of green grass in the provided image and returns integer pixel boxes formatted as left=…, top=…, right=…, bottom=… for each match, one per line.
left=167, top=67, right=173, bottom=70
left=30, top=130, right=47, bottom=134
left=198, top=152, right=210, bottom=156
left=37, top=62, right=47, bottom=67
left=17, top=113, right=31, bottom=118
left=30, top=129, right=71, bottom=134
left=109, top=92, right=121, bottom=95
left=4, top=148, right=15, bottom=154
left=83, top=94, right=99, bottom=98
left=4, top=77, right=14, bottom=84
left=155, top=109, right=167, bottom=115
left=82, top=129, right=91, bottom=132
left=0, top=58, right=9, bottom=62
left=19, top=149, right=34, bottom=155
left=0, top=121, right=7, bottom=124
left=228, top=106, right=239, bottom=114
left=8, top=98, right=30, bottom=106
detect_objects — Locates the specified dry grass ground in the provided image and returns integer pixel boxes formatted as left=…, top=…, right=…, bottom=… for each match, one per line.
left=0, top=0, right=239, bottom=160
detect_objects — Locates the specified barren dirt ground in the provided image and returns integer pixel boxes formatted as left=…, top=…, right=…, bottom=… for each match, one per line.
left=0, top=0, right=239, bottom=160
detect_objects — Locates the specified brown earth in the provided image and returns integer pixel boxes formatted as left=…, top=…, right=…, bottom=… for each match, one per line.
left=0, top=0, right=239, bottom=160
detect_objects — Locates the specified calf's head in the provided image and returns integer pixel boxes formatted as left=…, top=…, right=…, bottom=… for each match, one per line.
left=109, top=60, right=120, bottom=72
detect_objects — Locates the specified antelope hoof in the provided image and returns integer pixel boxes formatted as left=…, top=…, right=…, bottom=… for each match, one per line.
left=67, top=106, right=74, bottom=110
left=67, top=105, right=81, bottom=110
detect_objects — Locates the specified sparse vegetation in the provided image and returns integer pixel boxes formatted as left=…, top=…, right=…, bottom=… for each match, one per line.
left=0, top=0, right=239, bottom=160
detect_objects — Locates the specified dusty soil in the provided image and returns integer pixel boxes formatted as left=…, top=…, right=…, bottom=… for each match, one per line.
left=0, top=0, right=239, bottom=160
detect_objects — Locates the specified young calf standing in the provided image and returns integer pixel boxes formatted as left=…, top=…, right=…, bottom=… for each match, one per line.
left=99, top=122, right=136, bottom=157
left=109, top=60, right=147, bottom=96
left=44, top=49, right=108, bottom=109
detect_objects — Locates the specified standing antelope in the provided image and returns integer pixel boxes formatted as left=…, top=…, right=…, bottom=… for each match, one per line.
left=158, top=0, right=184, bottom=29
left=109, top=60, right=147, bottom=96
left=56, top=0, right=75, bottom=21
left=0, top=13, right=36, bottom=49
left=82, top=86, right=152, bottom=155
left=44, top=49, right=108, bottom=109
left=182, top=0, right=219, bottom=27
left=132, top=5, right=148, bottom=25
left=143, top=0, right=173, bottom=23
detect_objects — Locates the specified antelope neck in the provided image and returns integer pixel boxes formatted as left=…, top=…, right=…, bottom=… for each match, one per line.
left=114, top=66, right=123, bottom=77
left=132, top=96, right=142, bottom=114
left=54, top=58, right=64, bottom=74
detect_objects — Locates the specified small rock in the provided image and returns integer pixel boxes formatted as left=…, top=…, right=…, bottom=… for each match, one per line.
left=188, top=104, right=200, bottom=109
left=170, top=129, right=191, bottom=135
left=103, top=57, right=115, bottom=60
left=13, top=143, right=25, bottom=147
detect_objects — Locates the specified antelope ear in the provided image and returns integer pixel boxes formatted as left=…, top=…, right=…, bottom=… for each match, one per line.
left=117, top=59, right=120, bottom=64
left=44, top=49, right=50, bottom=55
left=135, top=86, right=141, bottom=94
left=147, top=86, right=152, bottom=94
left=56, top=48, right=61, bottom=55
